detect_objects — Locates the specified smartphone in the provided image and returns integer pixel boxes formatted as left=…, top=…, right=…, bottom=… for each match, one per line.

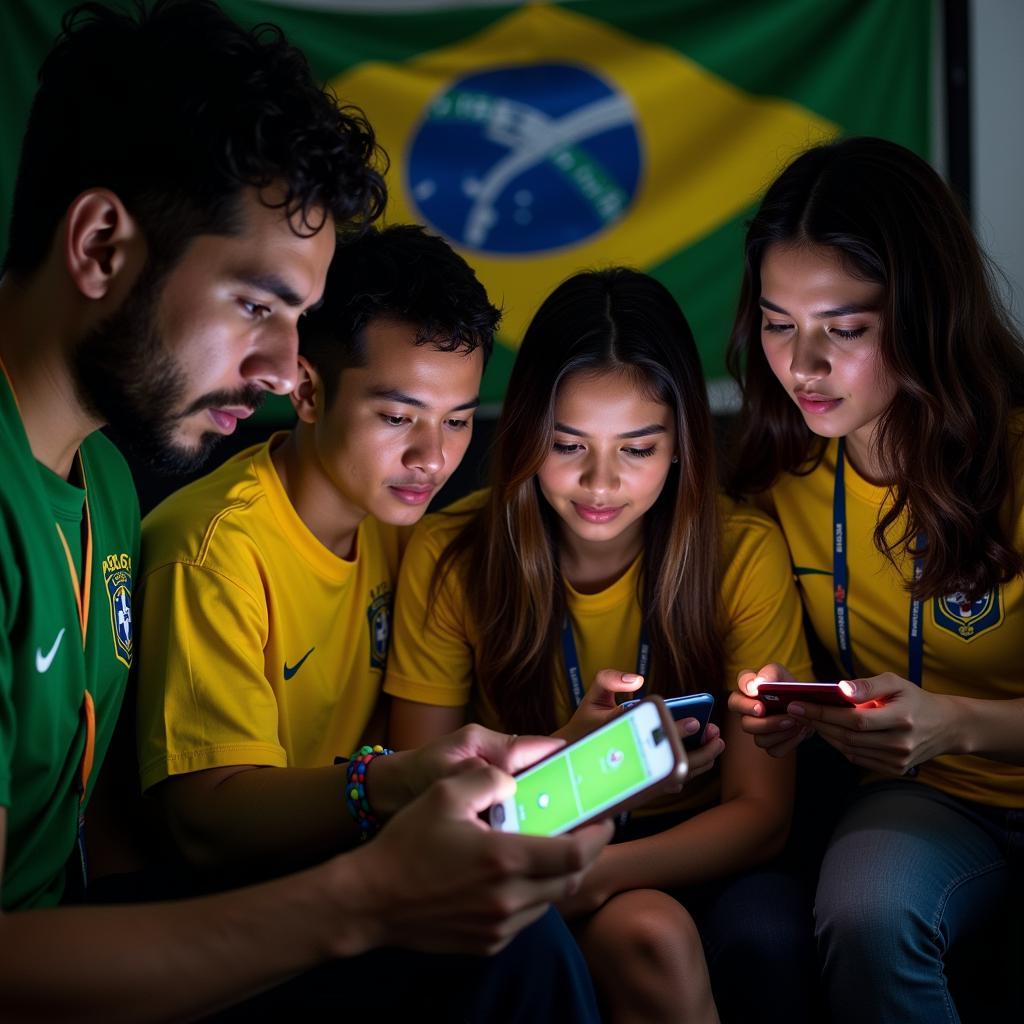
left=754, top=681, right=857, bottom=715
left=620, top=692, right=715, bottom=750
left=489, top=697, right=687, bottom=837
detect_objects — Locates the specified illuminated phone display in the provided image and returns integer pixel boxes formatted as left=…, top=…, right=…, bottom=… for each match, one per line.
left=490, top=700, right=681, bottom=837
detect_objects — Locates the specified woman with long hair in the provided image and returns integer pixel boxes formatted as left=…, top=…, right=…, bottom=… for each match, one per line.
left=726, top=136, right=1024, bottom=1022
left=384, top=268, right=817, bottom=1024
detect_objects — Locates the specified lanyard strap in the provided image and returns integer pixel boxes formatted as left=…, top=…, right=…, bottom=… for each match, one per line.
left=561, top=615, right=650, bottom=708
left=833, top=438, right=924, bottom=686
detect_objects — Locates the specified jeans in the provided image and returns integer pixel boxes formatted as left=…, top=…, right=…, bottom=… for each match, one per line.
left=815, top=780, right=1023, bottom=1024
left=691, top=866, right=821, bottom=1024
left=211, top=906, right=602, bottom=1022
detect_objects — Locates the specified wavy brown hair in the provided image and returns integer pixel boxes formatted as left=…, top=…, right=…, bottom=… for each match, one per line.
left=433, top=269, right=723, bottom=734
left=726, top=137, right=1024, bottom=602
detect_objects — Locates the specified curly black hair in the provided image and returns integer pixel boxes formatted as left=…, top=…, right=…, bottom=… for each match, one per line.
left=299, top=224, right=501, bottom=406
left=3, top=0, right=387, bottom=276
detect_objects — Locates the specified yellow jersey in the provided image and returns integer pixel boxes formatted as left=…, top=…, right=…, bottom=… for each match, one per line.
left=760, top=433, right=1024, bottom=808
left=385, top=489, right=812, bottom=812
left=136, top=436, right=404, bottom=792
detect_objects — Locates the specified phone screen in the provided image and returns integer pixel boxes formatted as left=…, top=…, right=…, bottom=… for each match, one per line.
left=493, top=703, right=675, bottom=837
left=756, top=682, right=856, bottom=714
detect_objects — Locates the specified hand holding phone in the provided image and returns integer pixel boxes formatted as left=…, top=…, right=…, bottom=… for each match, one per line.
left=620, top=692, right=715, bottom=750
left=489, top=697, right=686, bottom=837
left=729, top=666, right=813, bottom=759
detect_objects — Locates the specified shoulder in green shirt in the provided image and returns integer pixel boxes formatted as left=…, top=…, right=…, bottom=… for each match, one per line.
left=0, top=374, right=140, bottom=909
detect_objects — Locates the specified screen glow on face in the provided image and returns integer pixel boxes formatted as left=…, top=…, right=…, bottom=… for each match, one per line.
left=510, top=713, right=661, bottom=836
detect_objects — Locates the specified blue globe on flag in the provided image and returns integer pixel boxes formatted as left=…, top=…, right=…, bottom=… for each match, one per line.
left=407, top=63, right=643, bottom=255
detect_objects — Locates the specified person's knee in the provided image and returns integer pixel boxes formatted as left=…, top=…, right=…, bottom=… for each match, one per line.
left=578, top=891, right=715, bottom=1022
left=816, top=865, right=927, bottom=965
left=588, top=890, right=705, bottom=981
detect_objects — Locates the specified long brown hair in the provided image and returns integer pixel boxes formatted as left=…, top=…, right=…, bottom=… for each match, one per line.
left=434, top=268, right=723, bottom=734
left=726, top=137, right=1024, bottom=601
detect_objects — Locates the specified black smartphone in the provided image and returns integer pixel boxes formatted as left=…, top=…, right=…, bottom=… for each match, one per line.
left=620, top=692, right=715, bottom=750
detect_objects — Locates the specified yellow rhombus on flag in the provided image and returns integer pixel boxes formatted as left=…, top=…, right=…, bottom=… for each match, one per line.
left=328, top=4, right=837, bottom=347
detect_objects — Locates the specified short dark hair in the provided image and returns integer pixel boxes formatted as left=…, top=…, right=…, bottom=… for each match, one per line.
left=4, top=0, right=386, bottom=276
left=298, top=224, right=500, bottom=405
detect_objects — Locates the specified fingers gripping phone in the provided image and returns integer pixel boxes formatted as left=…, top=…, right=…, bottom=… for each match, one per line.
left=620, top=692, right=715, bottom=750
left=489, top=697, right=687, bottom=837
left=754, top=681, right=857, bottom=715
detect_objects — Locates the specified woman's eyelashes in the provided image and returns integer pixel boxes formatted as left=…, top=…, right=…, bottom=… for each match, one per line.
left=761, top=319, right=870, bottom=341
left=824, top=325, right=869, bottom=340
left=551, top=441, right=657, bottom=458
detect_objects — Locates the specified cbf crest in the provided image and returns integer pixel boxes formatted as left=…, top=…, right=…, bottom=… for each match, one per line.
left=102, top=553, right=133, bottom=667
left=366, top=583, right=392, bottom=671
left=932, top=588, right=1002, bottom=642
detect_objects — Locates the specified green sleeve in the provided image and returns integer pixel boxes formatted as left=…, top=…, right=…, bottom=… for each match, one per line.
left=0, top=510, right=21, bottom=809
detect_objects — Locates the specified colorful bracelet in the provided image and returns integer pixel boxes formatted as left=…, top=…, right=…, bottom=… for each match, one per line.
left=341, top=744, right=395, bottom=841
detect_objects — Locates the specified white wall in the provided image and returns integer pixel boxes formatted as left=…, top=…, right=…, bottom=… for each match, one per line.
left=971, top=0, right=1024, bottom=329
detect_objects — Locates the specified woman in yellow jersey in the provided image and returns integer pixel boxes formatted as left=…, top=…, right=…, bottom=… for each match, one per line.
left=385, top=268, right=818, bottom=1024
left=726, top=137, right=1024, bottom=1024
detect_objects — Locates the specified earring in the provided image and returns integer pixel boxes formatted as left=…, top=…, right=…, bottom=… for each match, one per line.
left=671, top=455, right=679, bottom=464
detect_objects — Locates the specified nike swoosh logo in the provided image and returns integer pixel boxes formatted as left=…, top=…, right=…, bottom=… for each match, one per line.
left=283, top=647, right=315, bottom=680
left=36, top=628, right=67, bottom=673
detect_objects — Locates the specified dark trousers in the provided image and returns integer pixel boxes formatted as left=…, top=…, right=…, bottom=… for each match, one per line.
left=81, top=868, right=602, bottom=1023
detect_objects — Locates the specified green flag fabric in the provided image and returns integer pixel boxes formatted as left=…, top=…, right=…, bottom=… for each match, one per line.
left=0, top=0, right=931, bottom=406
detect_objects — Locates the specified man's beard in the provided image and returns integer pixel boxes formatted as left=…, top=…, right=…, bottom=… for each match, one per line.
left=72, top=264, right=266, bottom=473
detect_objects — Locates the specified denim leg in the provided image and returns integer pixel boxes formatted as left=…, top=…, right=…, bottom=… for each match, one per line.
left=815, top=782, right=1010, bottom=1024
left=692, top=866, right=821, bottom=1024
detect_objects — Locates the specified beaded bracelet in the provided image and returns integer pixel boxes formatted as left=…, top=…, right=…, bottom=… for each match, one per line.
left=340, top=744, right=394, bottom=841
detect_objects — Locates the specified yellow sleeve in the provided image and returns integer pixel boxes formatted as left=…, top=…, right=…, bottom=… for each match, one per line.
left=721, top=514, right=814, bottom=688
left=384, top=523, right=474, bottom=708
left=135, top=561, right=286, bottom=792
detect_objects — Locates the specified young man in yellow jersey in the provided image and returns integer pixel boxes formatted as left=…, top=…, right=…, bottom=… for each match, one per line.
left=134, top=223, right=609, bottom=1018
left=0, top=3, right=608, bottom=1020
left=135, top=224, right=501, bottom=869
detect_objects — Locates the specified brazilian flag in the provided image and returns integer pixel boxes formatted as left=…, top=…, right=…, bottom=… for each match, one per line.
left=0, top=0, right=931, bottom=406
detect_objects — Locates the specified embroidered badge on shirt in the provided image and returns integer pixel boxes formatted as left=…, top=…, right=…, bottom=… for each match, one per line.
left=102, top=552, right=133, bottom=667
left=932, top=588, right=1002, bottom=642
left=366, top=583, right=392, bottom=670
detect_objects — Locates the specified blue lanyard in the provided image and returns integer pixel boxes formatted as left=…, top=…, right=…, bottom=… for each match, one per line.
left=561, top=616, right=650, bottom=708
left=833, top=438, right=924, bottom=686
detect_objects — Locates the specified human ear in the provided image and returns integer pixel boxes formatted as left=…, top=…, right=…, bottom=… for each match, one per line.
left=290, top=355, right=324, bottom=424
left=63, top=189, right=145, bottom=301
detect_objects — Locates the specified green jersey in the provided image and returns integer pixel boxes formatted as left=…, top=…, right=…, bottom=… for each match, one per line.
left=0, top=370, right=139, bottom=909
